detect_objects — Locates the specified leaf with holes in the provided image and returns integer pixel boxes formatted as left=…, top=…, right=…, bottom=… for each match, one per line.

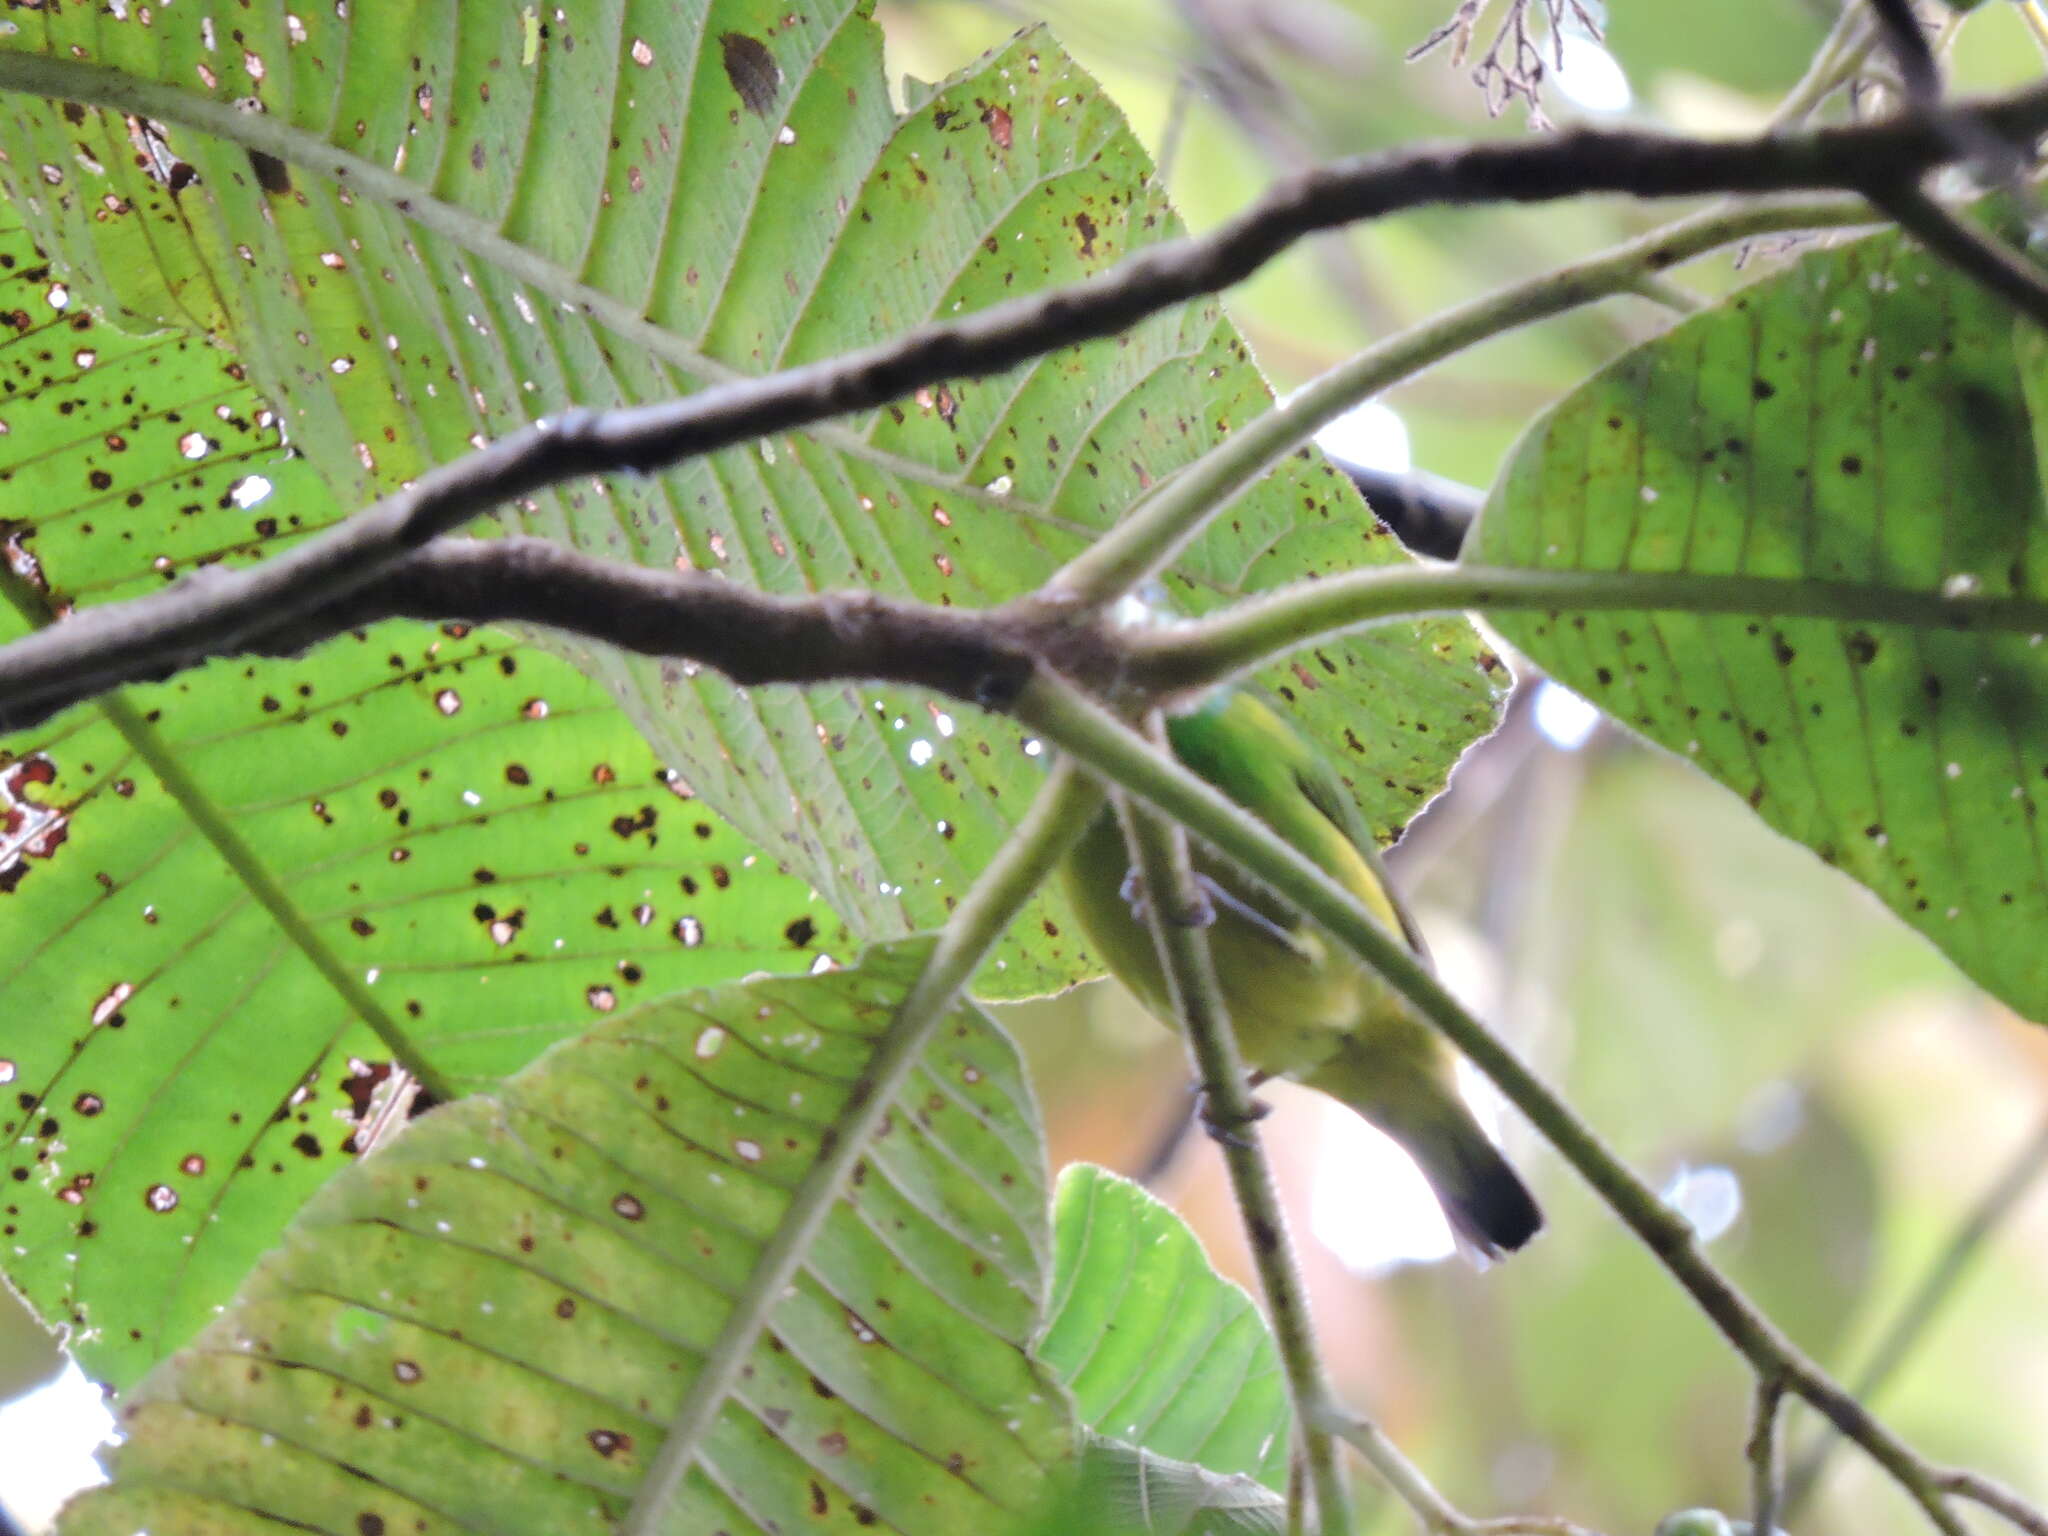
left=56, top=941, right=1067, bottom=1536
left=0, top=202, right=847, bottom=1390
left=0, top=3, right=1502, bottom=994
left=1038, top=1165, right=1289, bottom=1488
left=1473, top=224, right=2048, bottom=1017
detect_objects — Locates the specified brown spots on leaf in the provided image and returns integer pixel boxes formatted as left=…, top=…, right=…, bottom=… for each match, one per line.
left=588, top=1428, right=632, bottom=1458
left=720, top=32, right=782, bottom=118
left=392, top=1359, right=422, bottom=1384
left=1, top=754, right=69, bottom=894
left=1074, top=211, right=1098, bottom=259
left=610, top=805, right=656, bottom=839
left=612, top=1192, right=645, bottom=1221
left=247, top=149, right=293, bottom=196
left=982, top=104, right=1013, bottom=149
left=785, top=916, right=817, bottom=948
left=91, top=981, right=133, bottom=1029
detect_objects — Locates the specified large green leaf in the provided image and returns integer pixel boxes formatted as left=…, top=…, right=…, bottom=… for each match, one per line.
left=1474, top=226, right=2048, bottom=1019
left=1032, top=1436, right=1286, bottom=1536
left=0, top=1, right=1502, bottom=991
left=57, top=941, right=1068, bottom=1535
left=0, top=206, right=846, bottom=1387
left=1038, top=1164, right=1290, bottom=1490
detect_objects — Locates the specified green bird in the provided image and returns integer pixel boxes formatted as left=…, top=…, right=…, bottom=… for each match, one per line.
left=1061, top=688, right=1542, bottom=1259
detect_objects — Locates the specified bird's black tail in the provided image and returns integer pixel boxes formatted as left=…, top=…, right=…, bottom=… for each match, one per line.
left=1311, top=1044, right=1543, bottom=1260
left=1408, top=1123, right=1543, bottom=1260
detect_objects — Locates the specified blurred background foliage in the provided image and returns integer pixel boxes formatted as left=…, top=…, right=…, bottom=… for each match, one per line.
left=6, top=0, right=2048, bottom=1532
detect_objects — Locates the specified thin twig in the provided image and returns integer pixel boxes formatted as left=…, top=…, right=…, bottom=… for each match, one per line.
left=1626, top=270, right=1709, bottom=312
left=620, top=760, right=1104, bottom=1534
left=1316, top=1406, right=1607, bottom=1536
left=1115, top=777, right=1351, bottom=1536
left=1044, top=195, right=1877, bottom=607
left=1783, top=1112, right=2048, bottom=1517
left=1767, top=6, right=1879, bottom=130
left=1863, top=0, right=1942, bottom=103
left=1863, top=180, right=2048, bottom=330
left=1940, top=1470, right=2048, bottom=1536
left=1014, top=671, right=2005, bottom=1536
left=1749, top=1377, right=1787, bottom=1536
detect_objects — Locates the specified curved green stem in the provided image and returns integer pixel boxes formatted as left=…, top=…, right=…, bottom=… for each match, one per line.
left=1123, top=565, right=2048, bottom=693
left=1013, top=670, right=1977, bottom=1536
left=1043, top=195, right=1876, bottom=609
left=1115, top=779, right=1352, bottom=1536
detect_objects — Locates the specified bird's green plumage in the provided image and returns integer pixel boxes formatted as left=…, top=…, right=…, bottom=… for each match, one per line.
left=1060, top=689, right=1541, bottom=1257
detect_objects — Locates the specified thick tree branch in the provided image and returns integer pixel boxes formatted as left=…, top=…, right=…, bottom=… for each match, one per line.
left=0, top=195, right=1877, bottom=732
left=2, top=87, right=2046, bottom=725
left=22, top=536, right=2048, bottom=742
left=0, top=536, right=1098, bottom=733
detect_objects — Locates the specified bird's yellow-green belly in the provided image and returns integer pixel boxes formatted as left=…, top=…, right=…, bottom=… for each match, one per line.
left=1059, top=810, right=1398, bottom=1081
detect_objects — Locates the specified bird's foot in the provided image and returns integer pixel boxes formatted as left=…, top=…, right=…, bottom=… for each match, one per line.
left=1196, top=1079, right=1273, bottom=1149
left=1119, top=868, right=1216, bottom=929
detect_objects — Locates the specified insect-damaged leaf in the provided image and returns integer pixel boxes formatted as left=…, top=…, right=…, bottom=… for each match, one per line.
left=0, top=1, right=1501, bottom=995
left=0, top=203, right=846, bottom=1388
left=57, top=943, right=1067, bottom=1536
left=1475, top=224, right=2048, bottom=1018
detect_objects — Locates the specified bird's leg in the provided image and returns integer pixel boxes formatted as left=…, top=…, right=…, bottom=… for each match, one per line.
left=1190, top=874, right=1314, bottom=955
left=1119, top=867, right=1216, bottom=929
left=1196, top=1070, right=1273, bottom=1149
